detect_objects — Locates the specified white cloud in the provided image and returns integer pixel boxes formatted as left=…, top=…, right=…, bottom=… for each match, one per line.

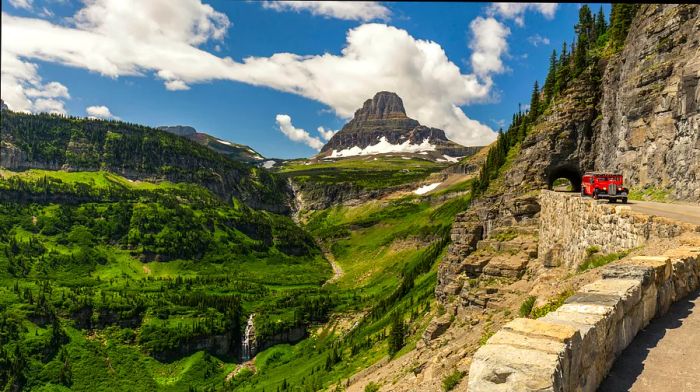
left=1, top=1, right=497, bottom=146
left=488, top=3, right=558, bottom=27
left=164, top=80, right=190, bottom=91
left=317, top=126, right=337, bottom=141
left=8, top=0, right=33, bottom=11
left=1, top=50, right=69, bottom=113
left=276, top=114, right=325, bottom=150
left=262, top=1, right=390, bottom=21
left=527, top=34, right=550, bottom=47
left=469, top=17, right=510, bottom=78
left=86, top=105, right=118, bottom=119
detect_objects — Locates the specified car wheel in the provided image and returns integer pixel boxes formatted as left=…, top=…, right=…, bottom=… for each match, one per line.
left=593, top=190, right=599, bottom=200
left=610, top=198, right=616, bottom=203
left=622, top=198, right=627, bottom=204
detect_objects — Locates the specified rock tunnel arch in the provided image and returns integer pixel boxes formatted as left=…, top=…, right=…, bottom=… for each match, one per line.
left=547, top=165, right=582, bottom=192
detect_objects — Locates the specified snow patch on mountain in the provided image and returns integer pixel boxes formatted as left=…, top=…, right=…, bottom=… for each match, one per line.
left=329, top=137, right=436, bottom=158
left=413, top=183, right=441, bottom=195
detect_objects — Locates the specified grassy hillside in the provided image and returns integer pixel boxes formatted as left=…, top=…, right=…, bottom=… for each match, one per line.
left=0, top=169, right=331, bottom=391
left=276, top=156, right=447, bottom=191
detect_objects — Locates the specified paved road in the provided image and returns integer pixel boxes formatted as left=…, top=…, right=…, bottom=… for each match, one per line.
left=599, top=289, right=700, bottom=391
left=627, top=200, right=700, bottom=226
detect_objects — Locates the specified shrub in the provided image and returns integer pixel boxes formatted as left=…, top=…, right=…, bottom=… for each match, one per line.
left=531, top=290, right=574, bottom=318
left=478, top=327, right=495, bottom=346
left=365, top=382, right=381, bottom=392
left=442, top=370, right=465, bottom=391
left=579, top=250, right=629, bottom=272
left=519, top=296, right=537, bottom=317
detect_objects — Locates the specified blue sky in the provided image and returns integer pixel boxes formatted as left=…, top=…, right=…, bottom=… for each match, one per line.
left=1, top=1, right=610, bottom=158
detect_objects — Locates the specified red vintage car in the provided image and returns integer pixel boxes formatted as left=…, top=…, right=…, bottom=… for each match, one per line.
left=581, top=172, right=628, bottom=203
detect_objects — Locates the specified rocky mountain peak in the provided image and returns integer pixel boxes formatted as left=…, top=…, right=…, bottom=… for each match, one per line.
left=353, top=91, right=408, bottom=121
left=319, top=91, right=481, bottom=160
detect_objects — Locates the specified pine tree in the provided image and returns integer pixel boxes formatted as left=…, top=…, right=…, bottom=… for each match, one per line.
left=609, top=4, right=639, bottom=51
left=529, top=81, right=540, bottom=120
left=543, top=50, right=557, bottom=103
left=594, top=6, right=607, bottom=43
left=574, top=34, right=589, bottom=75
left=575, top=5, right=594, bottom=44
left=554, top=42, right=570, bottom=95
left=388, top=313, right=405, bottom=356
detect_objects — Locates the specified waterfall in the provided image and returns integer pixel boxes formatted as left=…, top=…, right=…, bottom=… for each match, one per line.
left=241, top=313, right=255, bottom=361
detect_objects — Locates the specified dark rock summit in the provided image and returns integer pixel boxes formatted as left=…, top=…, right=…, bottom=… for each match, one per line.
left=319, top=91, right=480, bottom=158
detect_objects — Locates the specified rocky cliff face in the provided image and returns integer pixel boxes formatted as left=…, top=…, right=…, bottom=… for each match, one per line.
left=437, top=4, right=699, bottom=304
left=319, top=91, right=480, bottom=158
left=595, top=4, right=700, bottom=201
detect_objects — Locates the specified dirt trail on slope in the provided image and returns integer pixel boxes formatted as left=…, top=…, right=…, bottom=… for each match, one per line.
left=321, top=244, right=343, bottom=286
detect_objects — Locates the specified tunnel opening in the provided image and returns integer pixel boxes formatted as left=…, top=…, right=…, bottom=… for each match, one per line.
left=548, top=166, right=582, bottom=192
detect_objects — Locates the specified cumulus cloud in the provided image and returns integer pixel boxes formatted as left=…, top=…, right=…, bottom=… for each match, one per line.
left=276, top=114, right=325, bottom=150
left=1, top=0, right=497, bottom=146
left=86, top=105, right=118, bottom=119
left=1, top=50, right=70, bottom=113
left=469, top=17, right=510, bottom=78
left=527, top=34, right=550, bottom=47
left=262, top=1, right=390, bottom=21
left=487, top=3, right=558, bottom=27
left=8, top=0, right=33, bottom=11
left=317, top=126, right=338, bottom=141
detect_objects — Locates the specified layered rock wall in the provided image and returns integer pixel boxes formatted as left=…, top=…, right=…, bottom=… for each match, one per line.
left=538, top=191, right=694, bottom=269
left=595, top=4, right=700, bottom=201
left=468, top=246, right=700, bottom=392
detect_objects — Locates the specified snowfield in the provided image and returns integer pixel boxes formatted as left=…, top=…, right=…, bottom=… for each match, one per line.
left=330, top=137, right=437, bottom=158
left=413, top=182, right=441, bottom=195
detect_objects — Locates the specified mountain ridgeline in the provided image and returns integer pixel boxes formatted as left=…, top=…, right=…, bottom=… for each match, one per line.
left=157, top=125, right=266, bottom=164
left=0, top=111, right=291, bottom=213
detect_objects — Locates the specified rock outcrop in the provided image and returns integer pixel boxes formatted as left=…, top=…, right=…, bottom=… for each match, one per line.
left=319, top=92, right=481, bottom=159
left=595, top=4, right=700, bottom=201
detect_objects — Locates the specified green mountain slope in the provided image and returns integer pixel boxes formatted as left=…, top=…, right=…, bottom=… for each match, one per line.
left=0, top=168, right=331, bottom=391
left=1, top=112, right=289, bottom=213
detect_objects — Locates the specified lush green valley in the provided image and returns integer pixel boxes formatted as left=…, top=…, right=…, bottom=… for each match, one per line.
left=0, top=166, right=335, bottom=391
left=0, top=111, right=476, bottom=391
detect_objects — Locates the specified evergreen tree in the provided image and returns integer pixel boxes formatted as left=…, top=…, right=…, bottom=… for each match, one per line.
left=575, top=5, right=594, bottom=44
left=554, top=42, right=570, bottom=95
left=594, top=6, right=607, bottom=43
left=574, top=34, right=589, bottom=75
left=609, top=4, right=639, bottom=51
left=529, top=81, right=540, bottom=120
left=388, top=313, right=405, bottom=356
left=543, top=49, right=557, bottom=102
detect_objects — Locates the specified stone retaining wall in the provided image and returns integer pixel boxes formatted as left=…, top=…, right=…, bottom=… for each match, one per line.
left=467, top=246, right=700, bottom=391
left=538, top=191, right=693, bottom=269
